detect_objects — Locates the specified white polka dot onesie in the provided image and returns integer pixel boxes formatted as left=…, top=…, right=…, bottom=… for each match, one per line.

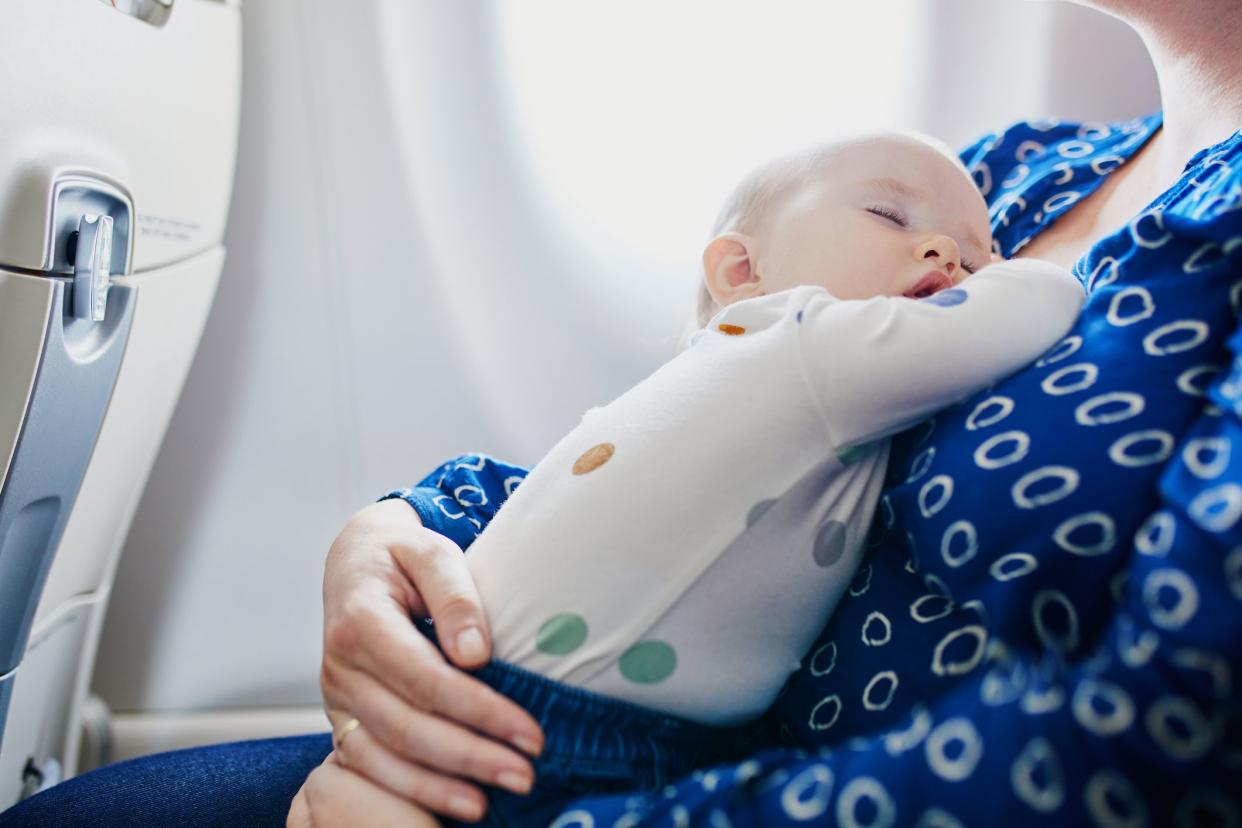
left=465, top=259, right=1084, bottom=726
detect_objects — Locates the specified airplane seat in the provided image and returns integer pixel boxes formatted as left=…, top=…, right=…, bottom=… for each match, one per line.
left=0, top=0, right=240, bottom=808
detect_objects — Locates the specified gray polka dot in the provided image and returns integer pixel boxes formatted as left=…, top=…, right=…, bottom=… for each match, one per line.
left=747, top=499, right=777, bottom=527
left=814, top=521, right=848, bottom=567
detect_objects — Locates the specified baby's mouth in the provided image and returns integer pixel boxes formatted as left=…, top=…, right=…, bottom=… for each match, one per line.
left=904, top=271, right=953, bottom=299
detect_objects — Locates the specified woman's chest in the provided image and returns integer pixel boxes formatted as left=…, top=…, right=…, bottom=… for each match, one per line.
left=1015, top=148, right=1165, bottom=270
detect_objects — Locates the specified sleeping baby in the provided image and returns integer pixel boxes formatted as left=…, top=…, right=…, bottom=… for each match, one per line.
left=399, top=130, right=1085, bottom=825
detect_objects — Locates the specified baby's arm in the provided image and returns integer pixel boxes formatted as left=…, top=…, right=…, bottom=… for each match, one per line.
left=799, top=258, right=1085, bottom=448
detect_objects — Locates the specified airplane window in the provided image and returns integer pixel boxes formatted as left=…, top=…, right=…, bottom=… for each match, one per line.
left=493, top=0, right=920, bottom=277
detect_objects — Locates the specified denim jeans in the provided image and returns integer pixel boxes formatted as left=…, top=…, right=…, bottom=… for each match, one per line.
left=413, top=617, right=755, bottom=828
left=0, top=732, right=332, bottom=827
left=0, top=620, right=757, bottom=828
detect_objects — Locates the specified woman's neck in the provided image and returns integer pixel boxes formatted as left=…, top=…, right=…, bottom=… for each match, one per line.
left=1125, top=2, right=1242, bottom=176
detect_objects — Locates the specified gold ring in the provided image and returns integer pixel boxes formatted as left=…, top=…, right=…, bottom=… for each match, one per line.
left=333, top=717, right=362, bottom=750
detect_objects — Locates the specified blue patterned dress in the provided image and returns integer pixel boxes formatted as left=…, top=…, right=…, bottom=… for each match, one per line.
left=390, top=112, right=1242, bottom=827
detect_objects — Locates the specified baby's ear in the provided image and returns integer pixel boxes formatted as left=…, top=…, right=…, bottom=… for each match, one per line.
left=702, top=233, right=762, bottom=306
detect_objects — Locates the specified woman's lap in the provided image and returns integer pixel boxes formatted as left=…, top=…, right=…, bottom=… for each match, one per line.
left=0, top=732, right=332, bottom=828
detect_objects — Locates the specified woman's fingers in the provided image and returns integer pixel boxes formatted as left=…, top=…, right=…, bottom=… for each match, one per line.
left=332, top=722, right=500, bottom=823
left=300, top=755, right=445, bottom=828
left=387, top=530, right=492, bottom=669
left=318, top=499, right=546, bottom=806
left=325, top=665, right=535, bottom=793
left=328, top=594, right=544, bottom=758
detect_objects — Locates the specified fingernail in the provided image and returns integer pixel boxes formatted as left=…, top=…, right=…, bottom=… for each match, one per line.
left=456, top=627, right=485, bottom=663
left=449, top=795, right=482, bottom=821
left=497, top=770, right=533, bottom=795
left=512, top=735, right=542, bottom=757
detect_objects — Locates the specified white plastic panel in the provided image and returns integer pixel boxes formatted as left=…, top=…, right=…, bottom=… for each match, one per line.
left=0, top=274, right=55, bottom=486
left=34, top=248, right=225, bottom=622
left=0, top=248, right=222, bottom=806
left=0, top=0, right=240, bottom=273
left=0, top=596, right=98, bottom=807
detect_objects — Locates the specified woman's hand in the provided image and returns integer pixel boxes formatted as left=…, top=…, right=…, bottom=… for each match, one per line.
left=318, top=499, right=544, bottom=822
left=287, top=752, right=443, bottom=828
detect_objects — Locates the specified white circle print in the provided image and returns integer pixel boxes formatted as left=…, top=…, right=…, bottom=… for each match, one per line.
left=924, top=718, right=983, bottom=782
left=1177, top=364, right=1222, bottom=397
left=941, top=520, right=979, bottom=567
left=836, top=776, right=896, bottom=828
left=863, top=671, right=899, bottom=711
left=1011, top=737, right=1065, bottom=814
left=1142, top=568, right=1200, bottom=629
left=1106, top=286, right=1156, bottom=327
left=1002, top=163, right=1031, bottom=188
left=919, top=475, right=954, bottom=518
left=1071, top=677, right=1135, bottom=736
left=1182, top=436, right=1232, bottom=480
left=809, top=695, right=842, bottom=731
left=1013, top=466, right=1080, bottom=509
left=1130, top=208, right=1172, bottom=249
left=1145, top=695, right=1214, bottom=761
left=990, top=552, right=1039, bottom=581
left=1087, top=258, right=1121, bottom=291
left=975, top=431, right=1031, bottom=470
left=809, top=640, right=837, bottom=676
left=1033, top=590, right=1080, bottom=653
left=1189, top=482, right=1242, bottom=531
left=931, top=625, right=987, bottom=676
left=966, top=396, right=1015, bottom=430
left=862, top=612, right=893, bottom=647
left=1036, top=336, right=1083, bottom=367
left=549, top=810, right=595, bottom=828
left=453, top=484, right=487, bottom=505
left=1042, top=363, right=1099, bottom=396
left=1053, top=511, right=1117, bottom=556
left=910, top=593, right=954, bottom=624
left=1045, top=190, right=1083, bottom=212
left=1057, top=140, right=1095, bottom=159
left=1142, top=320, right=1210, bottom=356
left=884, top=706, right=932, bottom=756
left=1076, top=392, right=1146, bottom=427
left=779, top=764, right=833, bottom=821
left=908, top=447, right=936, bottom=483
left=1134, top=510, right=1176, bottom=556
left=1109, top=430, right=1175, bottom=468
left=1084, top=769, right=1149, bottom=828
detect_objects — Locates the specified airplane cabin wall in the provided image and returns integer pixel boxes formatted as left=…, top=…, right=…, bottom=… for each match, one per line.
left=91, top=0, right=1158, bottom=728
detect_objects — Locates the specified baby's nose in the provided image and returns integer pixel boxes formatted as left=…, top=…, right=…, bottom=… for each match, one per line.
left=916, top=236, right=961, bottom=274
left=923, top=248, right=957, bottom=274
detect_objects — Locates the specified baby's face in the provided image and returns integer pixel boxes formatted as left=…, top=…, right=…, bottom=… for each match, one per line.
left=756, top=137, right=993, bottom=300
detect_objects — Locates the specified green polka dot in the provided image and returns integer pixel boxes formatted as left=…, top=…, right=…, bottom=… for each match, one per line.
left=618, top=640, right=677, bottom=684
left=536, top=613, right=588, bottom=655
left=835, top=443, right=871, bottom=465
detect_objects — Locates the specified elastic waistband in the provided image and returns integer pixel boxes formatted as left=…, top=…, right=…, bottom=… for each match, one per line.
left=413, top=617, right=752, bottom=781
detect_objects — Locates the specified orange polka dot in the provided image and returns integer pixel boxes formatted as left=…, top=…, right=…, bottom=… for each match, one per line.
left=718, top=324, right=746, bottom=336
left=573, top=443, right=615, bottom=475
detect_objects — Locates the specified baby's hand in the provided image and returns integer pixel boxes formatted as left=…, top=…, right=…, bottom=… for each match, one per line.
left=989, top=251, right=1006, bottom=264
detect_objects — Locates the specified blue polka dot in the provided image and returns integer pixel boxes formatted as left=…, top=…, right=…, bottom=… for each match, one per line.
left=796, top=310, right=804, bottom=323
left=923, top=289, right=968, bottom=307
